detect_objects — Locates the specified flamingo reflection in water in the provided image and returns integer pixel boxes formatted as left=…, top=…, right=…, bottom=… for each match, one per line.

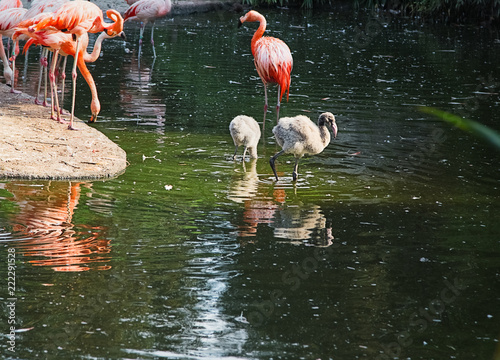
left=227, top=160, right=333, bottom=246
left=1, top=181, right=111, bottom=272
left=119, top=51, right=165, bottom=128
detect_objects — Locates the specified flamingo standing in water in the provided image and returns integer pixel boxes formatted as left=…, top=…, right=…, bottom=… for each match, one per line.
left=270, top=112, right=338, bottom=182
left=29, top=0, right=124, bottom=129
left=0, top=6, right=26, bottom=92
left=123, top=0, right=172, bottom=59
left=238, top=10, right=293, bottom=129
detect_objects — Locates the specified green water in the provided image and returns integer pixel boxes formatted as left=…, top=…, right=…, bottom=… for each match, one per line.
left=1, top=8, right=500, bottom=359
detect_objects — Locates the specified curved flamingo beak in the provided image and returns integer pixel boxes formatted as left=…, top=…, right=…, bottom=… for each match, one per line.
left=332, top=122, right=338, bottom=139
left=89, top=113, right=98, bottom=123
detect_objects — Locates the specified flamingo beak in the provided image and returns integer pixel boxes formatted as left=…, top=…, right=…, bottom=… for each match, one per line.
left=89, top=114, right=97, bottom=123
left=119, top=31, right=126, bottom=40
left=238, top=18, right=243, bottom=28
left=332, top=122, right=338, bottom=139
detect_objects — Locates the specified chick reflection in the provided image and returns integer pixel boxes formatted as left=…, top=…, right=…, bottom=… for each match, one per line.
left=228, top=162, right=333, bottom=245
left=2, top=181, right=111, bottom=272
left=272, top=204, right=334, bottom=247
left=228, top=160, right=285, bottom=237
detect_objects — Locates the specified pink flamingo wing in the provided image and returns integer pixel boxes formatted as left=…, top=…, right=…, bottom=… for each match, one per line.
left=254, top=37, right=293, bottom=101
left=123, top=2, right=141, bottom=21
left=32, top=1, right=103, bottom=34
left=0, top=8, right=27, bottom=32
left=124, top=0, right=170, bottom=21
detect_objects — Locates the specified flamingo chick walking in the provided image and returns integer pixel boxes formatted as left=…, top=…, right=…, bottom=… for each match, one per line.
left=270, top=112, right=338, bottom=182
left=229, top=115, right=261, bottom=161
left=238, top=10, right=293, bottom=129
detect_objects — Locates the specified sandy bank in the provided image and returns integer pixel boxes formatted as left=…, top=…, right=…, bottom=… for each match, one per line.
left=0, top=84, right=127, bottom=180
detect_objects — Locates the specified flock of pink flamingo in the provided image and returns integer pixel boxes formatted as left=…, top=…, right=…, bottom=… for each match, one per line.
left=1, top=0, right=337, bottom=181
left=0, top=0, right=293, bottom=132
left=0, top=0, right=171, bottom=129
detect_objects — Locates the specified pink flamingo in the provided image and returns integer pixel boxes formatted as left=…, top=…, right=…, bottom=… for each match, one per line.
left=238, top=10, right=293, bottom=129
left=123, top=0, right=172, bottom=59
left=0, top=0, right=23, bottom=85
left=21, top=28, right=126, bottom=129
left=19, top=0, right=69, bottom=105
left=29, top=0, right=124, bottom=129
left=0, top=6, right=27, bottom=92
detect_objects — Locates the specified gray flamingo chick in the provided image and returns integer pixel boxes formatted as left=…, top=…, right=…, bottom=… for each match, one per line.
left=270, top=112, right=338, bottom=181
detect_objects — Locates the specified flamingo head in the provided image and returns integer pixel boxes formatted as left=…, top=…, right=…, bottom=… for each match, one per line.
left=319, top=112, right=338, bottom=139
left=104, top=9, right=125, bottom=37
left=89, top=99, right=101, bottom=123
left=238, top=10, right=265, bottom=27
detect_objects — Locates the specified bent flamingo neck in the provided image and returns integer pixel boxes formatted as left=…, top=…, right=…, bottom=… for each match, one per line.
left=250, top=14, right=266, bottom=56
left=83, top=32, right=110, bottom=63
left=77, top=55, right=100, bottom=116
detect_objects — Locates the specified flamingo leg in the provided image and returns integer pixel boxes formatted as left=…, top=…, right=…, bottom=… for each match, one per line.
left=150, top=22, right=156, bottom=58
left=35, top=48, right=47, bottom=105
left=233, top=145, right=238, bottom=160
left=49, top=51, right=57, bottom=120
left=53, top=55, right=63, bottom=114
left=138, top=22, right=145, bottom=66
left=292, top=157, right=299, bottom=182
left=23, top=47, right=29, bottom=85
left=43, top=51, right=49, bottom=106
left=262, top=82, right=268, bottom=130
left=69, top=36, right=81, bottom=131
left=242, top=146, right=248, bottom=161
left=49, top=50, right=66, bottom=124
left=59, top=56, right=68, bottom=115
left=270, top=149, right=285, bottom=181
left=9, top=40, right=21, bottom=93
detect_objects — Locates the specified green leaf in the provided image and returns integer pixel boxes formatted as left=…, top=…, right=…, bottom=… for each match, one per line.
left=420, top=107, right=500, bottom=151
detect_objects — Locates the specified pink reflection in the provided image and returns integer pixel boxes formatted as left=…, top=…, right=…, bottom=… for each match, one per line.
left=119, top=52, right=166, bottom=125
left=228, top=160, right=334, bottom=245
left=2, top=181, right=111, bottom=272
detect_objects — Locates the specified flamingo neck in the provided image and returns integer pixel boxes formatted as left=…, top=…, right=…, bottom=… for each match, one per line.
left=83, top=32, right=109, bottom=63
left=77, top=55, right=100, bottom=116
left=318, top=120, right=331, bottom=148
left=250, top=15, right=266, bottom=56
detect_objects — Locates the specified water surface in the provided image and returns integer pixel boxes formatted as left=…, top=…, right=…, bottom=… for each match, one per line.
left=1, top=8, right=500, bottom=359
